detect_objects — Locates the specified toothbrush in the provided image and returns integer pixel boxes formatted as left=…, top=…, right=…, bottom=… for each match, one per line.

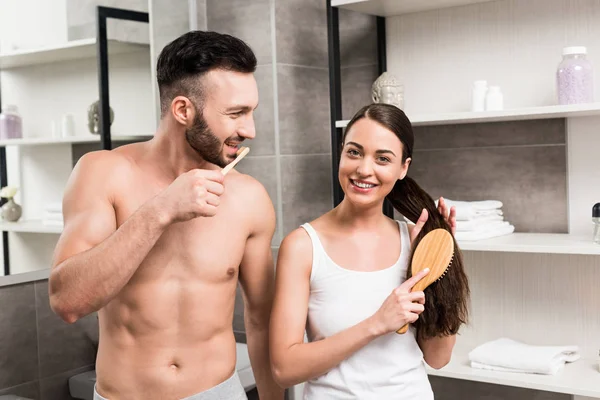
left=222, top=146, right=250, bottom=175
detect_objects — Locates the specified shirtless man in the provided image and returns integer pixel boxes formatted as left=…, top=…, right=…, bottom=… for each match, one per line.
left=48, top=31, right=284, bottom=400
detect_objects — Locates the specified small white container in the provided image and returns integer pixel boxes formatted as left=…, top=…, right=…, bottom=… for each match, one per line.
left=485, top=86, right=504, bottom=111
left=61, top=114, right=75, bottom=137
left=471, top=80, right=488, bottom=112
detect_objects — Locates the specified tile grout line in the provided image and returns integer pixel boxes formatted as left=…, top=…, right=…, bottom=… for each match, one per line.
left=277, top=63, right=329, bottom=71
left=34, top=282, right=42, bottom=384
left=244, top=153, right=334, bottom=159
left=270, top=0, right=284, bottom=245
left=415, top=143, right=566, bottom=152
left=279, top=153, right=332, bottom=157
left=188, top=0, right=198, bottom=30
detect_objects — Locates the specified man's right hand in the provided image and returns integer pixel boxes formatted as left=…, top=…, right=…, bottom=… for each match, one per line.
left=156, top=169, right=225, bottom=223
left=369, top=268, right=430, bottom=336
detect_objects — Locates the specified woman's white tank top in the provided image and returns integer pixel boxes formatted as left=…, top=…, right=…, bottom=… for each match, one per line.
left=300, top=220, right=433, bottom=400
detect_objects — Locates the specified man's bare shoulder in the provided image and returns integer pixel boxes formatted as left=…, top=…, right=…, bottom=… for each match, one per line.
left=72, top=142, right=145, bottom=179
left=67, top=144, right=145, bottom=205
left=226, top=170, right=272, bottom=207
left=226, top=171, right=275, bottom=235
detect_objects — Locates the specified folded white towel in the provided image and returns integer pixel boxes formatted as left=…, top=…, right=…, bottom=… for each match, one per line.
left=456, top=218, right=505, bottom=232
left=42, top=219, right=64, bottom=227
left=468, top=338, right=580, bottom=375
left=438, top=198, right=503, bottom=210
left=43, top=211, right=63, bottom=222
left=455, top=223, right=515, bottom=241
left=436, top=199, right=504, bottom=221
left=45, top=203, right=62, bottom=213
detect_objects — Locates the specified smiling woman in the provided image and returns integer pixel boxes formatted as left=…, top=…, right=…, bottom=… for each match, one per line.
left=342, top=104, right=470, bottom=339
left=269, top=103, right=470, bottom=399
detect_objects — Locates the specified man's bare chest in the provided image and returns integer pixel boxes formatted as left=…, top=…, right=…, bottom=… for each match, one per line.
left=113, top=181, right=250, bottom=282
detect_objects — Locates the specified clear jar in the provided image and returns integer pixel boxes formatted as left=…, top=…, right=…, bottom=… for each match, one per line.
left=0, top=105, right=22, bottom=139
left=556, top=46, right=594, bottom=105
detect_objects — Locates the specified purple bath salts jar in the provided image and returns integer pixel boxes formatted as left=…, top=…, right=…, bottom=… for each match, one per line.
left=0, top=105, right=22, bottom=139
left=557, top=46, right=594, bottom=105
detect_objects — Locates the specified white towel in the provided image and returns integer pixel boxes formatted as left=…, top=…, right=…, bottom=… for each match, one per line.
left=436, top=199, right=504, bottom=221
left=43, top=211, right=63, bottom=222
left=45, top=203, right=62, bottom=213
left=454, top=223, right=515, bottom=241
left=42, top=219, right=63, bottom=227
left=468, top=338, right=580, bottom=375
left=456, top=217, right=505, bottom=232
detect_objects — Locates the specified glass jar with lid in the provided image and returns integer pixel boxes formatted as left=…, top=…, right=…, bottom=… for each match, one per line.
left=556, top=46, right=594, bottom=105
left=0, top=105, right=22, bottom=140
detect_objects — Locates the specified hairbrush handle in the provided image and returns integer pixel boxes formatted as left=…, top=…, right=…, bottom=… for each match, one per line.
left=395, top=277, right=429, bottom=335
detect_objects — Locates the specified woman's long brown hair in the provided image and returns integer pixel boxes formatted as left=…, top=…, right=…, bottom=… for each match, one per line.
left=343, top=103, right=470, bottom=340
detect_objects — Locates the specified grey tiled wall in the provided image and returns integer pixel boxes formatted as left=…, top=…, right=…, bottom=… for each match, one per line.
left=339, top=9, right=379, bottom=120
left=408, top=119, right=568, bottom=233
left=0, top=280, right=98, bottom=400
left=429, top=376, right=571, bottom=400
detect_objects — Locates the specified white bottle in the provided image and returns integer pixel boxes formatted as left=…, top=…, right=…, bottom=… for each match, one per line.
left=485, top=86, right=504, bottom=111
left=471, top=80, right=488, bottom=112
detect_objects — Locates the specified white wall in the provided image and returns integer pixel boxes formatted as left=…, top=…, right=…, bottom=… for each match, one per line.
left=386, top=0, right=600, bottom=115
left=0, top=0, right=68, bottom=53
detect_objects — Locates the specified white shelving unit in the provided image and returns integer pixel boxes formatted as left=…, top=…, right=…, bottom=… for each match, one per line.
left=0, top=220, right=61, bottom=234
left=0, top=31, right=154, bottom=275
left=0, top=134, right=152, bottom=147
left=427, top=348, right=600, bottom=398
left=327, top=1, right=600, bottom=399
left=458, top=233, right=600, bottom=255
left=336, top=102, right=600, bottom=128
left=0, top=38, right=148, bottom=69
left=331, top=0, right=498, bottom=16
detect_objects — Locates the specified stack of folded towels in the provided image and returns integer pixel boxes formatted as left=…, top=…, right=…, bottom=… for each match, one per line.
left=43, top=202, right=63, bottom=228
left=438, top=198, right=515, bottom=241
left=468, top=338, right=580, bottom=375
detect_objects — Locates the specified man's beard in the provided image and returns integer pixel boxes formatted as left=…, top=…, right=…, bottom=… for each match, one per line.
left=185, top=112, right=229, bottom=168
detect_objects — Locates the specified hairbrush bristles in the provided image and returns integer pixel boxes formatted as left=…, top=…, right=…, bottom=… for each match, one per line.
left=435, top=255, right=453, bottom=282
left=396, top=229, right=454, bottom=334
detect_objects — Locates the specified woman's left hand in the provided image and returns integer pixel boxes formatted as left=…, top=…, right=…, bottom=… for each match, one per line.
left=410, top=197, right=456, bottom=245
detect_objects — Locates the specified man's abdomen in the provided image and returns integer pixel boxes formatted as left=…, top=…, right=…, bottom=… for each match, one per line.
left=95, top=277, right=238, bottom=399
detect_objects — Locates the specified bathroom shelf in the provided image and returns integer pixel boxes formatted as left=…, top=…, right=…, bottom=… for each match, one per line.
left=0, top=220, right=62, bottom=234
left=335, top=103, right=600, bottom=128
left=457, top=233, right=600, bottom=255
left=0, top=134, right=152, bottom=147
left=0, top=38, right=148, bottom=69
left=427, top=348, right=600, bottom=398
left=331, top=0, right=497, bottom=16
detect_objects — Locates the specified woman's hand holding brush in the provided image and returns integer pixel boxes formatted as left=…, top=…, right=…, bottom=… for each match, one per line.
left=367, top=268, right=430, bottom=336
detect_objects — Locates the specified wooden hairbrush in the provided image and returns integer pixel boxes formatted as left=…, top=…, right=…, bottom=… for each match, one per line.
left=396, top=228, right=454, bottom=334
left=222, top=146, right=249, bottom=175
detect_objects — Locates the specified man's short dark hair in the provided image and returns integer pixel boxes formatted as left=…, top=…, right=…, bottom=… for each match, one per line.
left=156, top=30, right=257, bottom=116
